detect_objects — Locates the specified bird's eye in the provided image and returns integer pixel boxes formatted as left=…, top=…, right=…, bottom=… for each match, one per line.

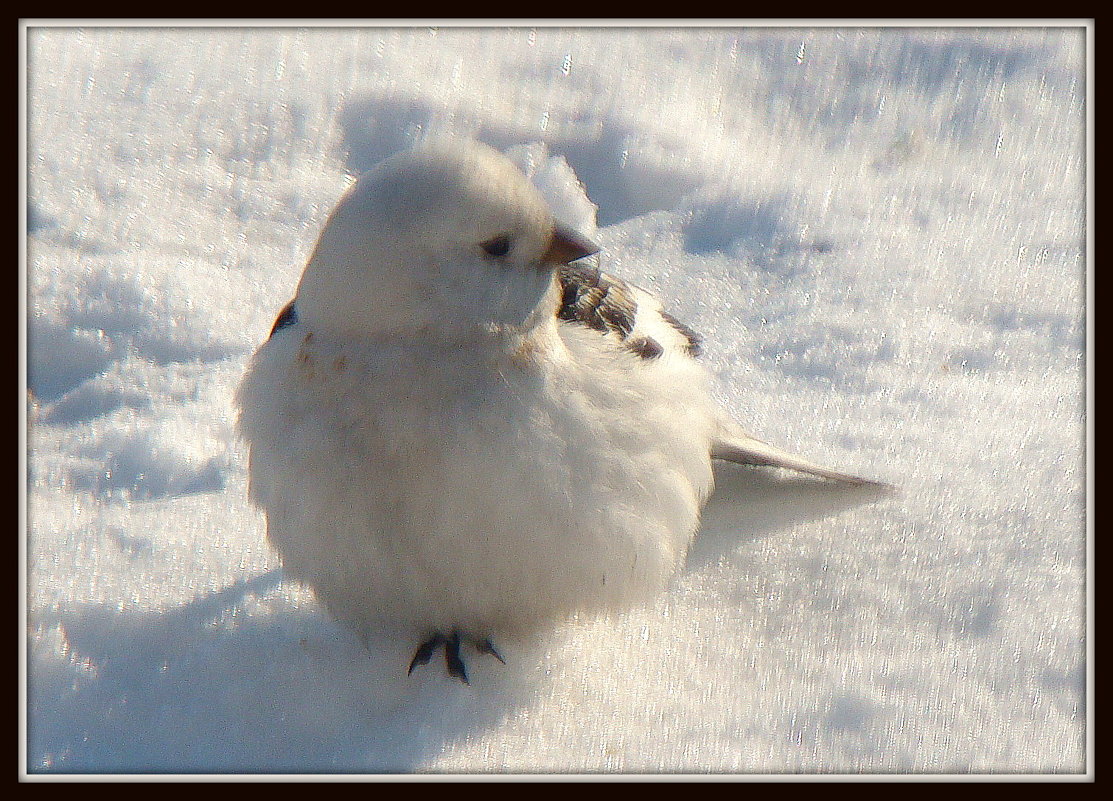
left=480, top=235, right=512, bottom=258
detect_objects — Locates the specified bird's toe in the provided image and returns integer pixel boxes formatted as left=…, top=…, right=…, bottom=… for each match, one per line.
left=475, top=637, right=506, bottom=664
left=408, top=633, right=446, bottom=675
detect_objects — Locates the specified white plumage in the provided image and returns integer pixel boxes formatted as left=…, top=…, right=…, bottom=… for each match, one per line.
left=237, top=140, right=883, bottom=681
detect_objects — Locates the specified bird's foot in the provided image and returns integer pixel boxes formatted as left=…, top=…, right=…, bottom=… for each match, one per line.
left=407, top=630, right=504, bottom=684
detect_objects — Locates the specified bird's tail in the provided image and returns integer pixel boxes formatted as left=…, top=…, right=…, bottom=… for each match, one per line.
left=711, top=417, right=893, bottom=489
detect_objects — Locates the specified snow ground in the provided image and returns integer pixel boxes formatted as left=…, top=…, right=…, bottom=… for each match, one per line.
left=24, top=24, right=1089, bottom=776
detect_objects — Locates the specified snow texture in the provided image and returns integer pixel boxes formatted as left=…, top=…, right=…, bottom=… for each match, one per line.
left=24, top=24, right=1088, bottom=776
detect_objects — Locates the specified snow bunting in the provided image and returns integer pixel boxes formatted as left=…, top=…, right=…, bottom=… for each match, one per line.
left=237, top=140, right=884, bottom=683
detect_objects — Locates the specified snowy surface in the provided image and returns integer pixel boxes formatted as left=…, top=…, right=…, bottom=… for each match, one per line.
left=24, top=24, right=1088, bottom=776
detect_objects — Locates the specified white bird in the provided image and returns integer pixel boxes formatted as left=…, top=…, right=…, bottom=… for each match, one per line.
left=237, top=140, right=885, bottom=682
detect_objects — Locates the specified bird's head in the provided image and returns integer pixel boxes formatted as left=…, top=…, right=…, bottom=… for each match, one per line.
left=295, top=140, right=598, bottom=340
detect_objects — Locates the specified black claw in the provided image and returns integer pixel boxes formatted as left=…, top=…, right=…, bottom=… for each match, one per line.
left=407, top=630, right=505, bottom=683
left=444, top=631, right=469, bottom=684
left=408, top=633, right=445, bottom=675
left=475, top=638, right=506, bottom=664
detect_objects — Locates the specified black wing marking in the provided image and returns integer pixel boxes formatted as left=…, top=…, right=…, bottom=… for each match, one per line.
left=558, top=264, right=636, bottom=338
left=624, top=336, right=665, bottom=359
left=659, top=309, right=702, bottom=357
left=269, top=300, right=298, bottom=337
left=557, top=264, right=702, bottom=360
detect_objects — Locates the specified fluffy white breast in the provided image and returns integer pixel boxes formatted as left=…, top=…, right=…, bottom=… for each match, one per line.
left=237, top=318, right=715, bottom=639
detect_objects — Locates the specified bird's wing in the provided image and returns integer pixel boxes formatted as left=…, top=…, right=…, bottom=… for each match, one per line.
left=557, top=263, right=702, bottom=361
left=556, top=264, right=890, bottom=488
left=268, top=299, right=299, bottom=337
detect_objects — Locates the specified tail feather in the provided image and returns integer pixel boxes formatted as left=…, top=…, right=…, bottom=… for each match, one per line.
left=711, top=420, right=893, bottom=489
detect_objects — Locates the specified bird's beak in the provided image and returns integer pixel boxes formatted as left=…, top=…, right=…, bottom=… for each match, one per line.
left=543, top=223, right=599, bottom=266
